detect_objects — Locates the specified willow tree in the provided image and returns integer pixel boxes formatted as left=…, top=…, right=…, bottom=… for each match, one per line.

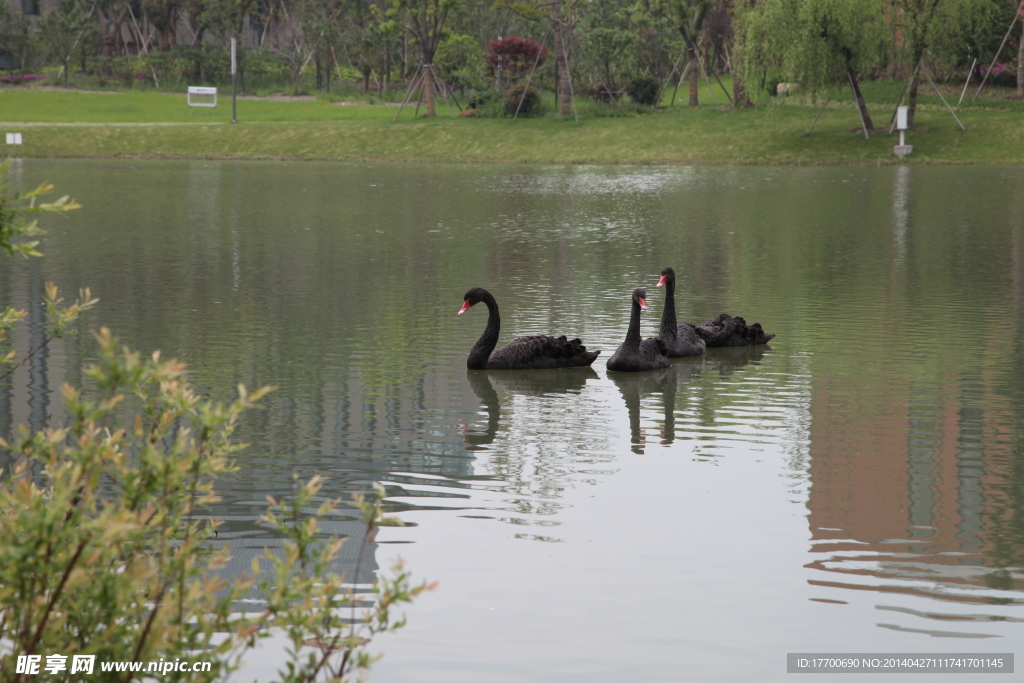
left=738, top=0, right=890, bottom=130
left=388, top=0, right=459, bottom=116
left=893, top=0, right=999, bottom=125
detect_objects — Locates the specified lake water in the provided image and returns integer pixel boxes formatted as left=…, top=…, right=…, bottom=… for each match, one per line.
left=1, top=159, right=1022, bottom=682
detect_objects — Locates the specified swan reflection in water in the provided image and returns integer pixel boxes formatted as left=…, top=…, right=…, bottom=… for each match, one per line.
left=610, top=345, right=772, bottom=454
left=460, top=368, right=599, bottom=448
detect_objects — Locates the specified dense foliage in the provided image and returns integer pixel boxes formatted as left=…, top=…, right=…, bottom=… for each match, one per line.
left=626, top=75, right=660, bottom=104
left=0, top=0, right=1021, bottom=119
left=503, top=82, right=542, bottom=116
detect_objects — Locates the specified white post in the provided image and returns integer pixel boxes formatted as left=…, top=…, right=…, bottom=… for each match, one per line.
left=894, top=105, right=912, bottom=158
left=231, top=37, right=238, bottom=124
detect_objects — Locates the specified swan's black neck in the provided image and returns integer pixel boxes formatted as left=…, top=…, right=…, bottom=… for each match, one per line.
left=624, top=299, right=643, bottom=349
left=660, top=275, right=677, bottom=340
left=467, top=293, right=500, bottom=370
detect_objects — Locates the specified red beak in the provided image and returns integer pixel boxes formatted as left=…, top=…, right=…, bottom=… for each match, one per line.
left=656, top=275, right=667, bottom=288
left=458, top=300, right=472, bottom=315
left=638, top=297, right=647, bottom=310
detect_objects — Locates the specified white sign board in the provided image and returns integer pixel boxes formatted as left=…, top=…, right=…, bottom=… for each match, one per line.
left=6, top=133, right=23, bottom=145
left=187, top=87, right=218, bottom=108
left=896, top=106, right=908, bottom=131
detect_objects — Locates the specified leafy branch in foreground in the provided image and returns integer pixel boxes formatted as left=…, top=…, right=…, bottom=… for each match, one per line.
left=0, top=159, right=81, bottom=260
left=0, top=328, right=271, bottom=683
left=253, top=480, right=436, bottom=683
left=0, top=160, right=97, bottom=379
left=0, top=332, right=433, bottom=683
left=0, top=168, right=433, bottom=683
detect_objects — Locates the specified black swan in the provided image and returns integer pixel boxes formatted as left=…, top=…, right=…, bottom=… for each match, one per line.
left=458, top=288, right=600, bottom=370
left=694, top=312, right=775, bottom=347
left=606, top=288, right=670, bottom=372
left=655, top=267, right=706, bottom=358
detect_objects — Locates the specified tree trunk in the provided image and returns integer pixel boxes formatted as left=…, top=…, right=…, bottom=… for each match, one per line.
left=732, top=72, right=751, bottom=108
left=423, top=65, right=436, bottom=116
left=906, top=47, right=924, bottom=126
left=846, top=64, right=874, bottom=131
left=686, top=40, right=699, bottom=106
left=95, top=2, right=129, bottom=58
left=1018, top=18, right=1024, bottom=97
left=907, top=69, right=920, bottom=127
left=552, top=2, right=572, bottom=119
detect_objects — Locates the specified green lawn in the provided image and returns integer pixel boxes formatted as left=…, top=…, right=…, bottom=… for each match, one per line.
left=0, top=89, right=403, bottom=123
left=2, top=84, right=1022, bottom=164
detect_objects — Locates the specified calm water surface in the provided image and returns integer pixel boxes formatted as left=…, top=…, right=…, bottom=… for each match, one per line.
left=1, top=160, right=1022, bottom=682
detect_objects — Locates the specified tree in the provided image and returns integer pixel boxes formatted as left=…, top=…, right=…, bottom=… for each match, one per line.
left=90, top=0, right=131, bottom=58
left=143, top=0, right=183, bottom=51
left=729, top=0, right=755, bottom=107
left=738, top=0, right=891, bottom=130
left=0, top=3, right=38, bottom=73
left=549, top=0, right=582, bottom=118
left=1018, top=0, right=1024, bottom=96
left=303, top=0, right=345, bottom=92
left=496, top=0, right=583, bottom=119
left=38, top=0, right=91, bottom=85
left=580, top=27, right=634, bottom=92
left=648, top=0, right=717, bottom=106
left=437, top=32, right=487, bottom=94
left=204, top=0, right=259, bottom=91
left=893, top=0, right=1000, bottom=125
left=485, top=34, right=548, bottom=87
left=387, top=0, right=459, bottom=116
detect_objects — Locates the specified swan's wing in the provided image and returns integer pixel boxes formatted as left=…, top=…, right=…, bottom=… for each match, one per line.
left=732, top=317, right=776, bottom=346
left=694, top=313, right=737, bottom=347
left=695, top=314, right=775, bottom=347
left=489, top=335, right=597, bottom=368
left=669, top=322, right=706, bottom=355
left=640, top=337, right=670, bottom=366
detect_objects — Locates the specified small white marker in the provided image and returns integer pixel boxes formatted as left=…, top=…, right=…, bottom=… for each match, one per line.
left=894, top=106, right=912, bottom=159
left=6, top=133, right=23, bottom=145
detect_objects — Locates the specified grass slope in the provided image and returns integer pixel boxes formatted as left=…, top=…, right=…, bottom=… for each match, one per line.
left=2, top=87, right=1023, bottom=164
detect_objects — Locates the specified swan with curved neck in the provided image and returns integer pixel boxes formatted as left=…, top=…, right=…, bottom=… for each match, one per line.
left=655, top=267, right=706, bottom=358
left=458, top=288, right=600, bottom=370
left=606, top=288, right=669, bottom=372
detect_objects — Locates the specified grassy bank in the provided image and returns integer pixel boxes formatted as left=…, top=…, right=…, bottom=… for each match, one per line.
left=2, top=87, right=1023, bottom=164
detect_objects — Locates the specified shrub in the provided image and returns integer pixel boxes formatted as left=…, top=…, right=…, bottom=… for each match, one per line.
left=978, top=62, right=1016, bottom=89
left=503, top=83, right=542, bottom=117
left=468, top=90, right=497, bottom=109
left=0, top=162, right=433, bottom=683
left=626, top=76, right=660, bottom=106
